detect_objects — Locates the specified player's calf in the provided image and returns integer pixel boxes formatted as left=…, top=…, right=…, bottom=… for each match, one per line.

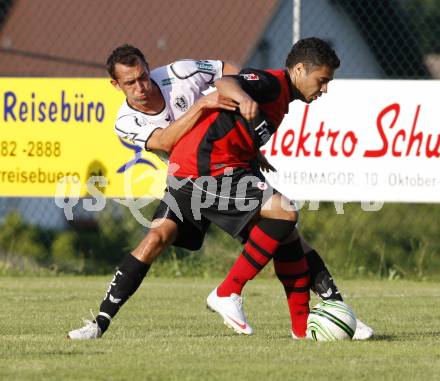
left=274, top=240, right=311, bottom=338
left=96, top=253, right=150, bottom=334
left=217, top=218, right=297, bottom=297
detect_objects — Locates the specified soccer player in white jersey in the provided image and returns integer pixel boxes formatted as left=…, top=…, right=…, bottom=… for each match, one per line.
left=67, top=44, right=373, bottom=340
left=112, top=56, right=238, bottom=160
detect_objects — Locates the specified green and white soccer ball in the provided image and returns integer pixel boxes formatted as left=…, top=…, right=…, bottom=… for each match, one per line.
left=307, top=300, right=357, bottom=341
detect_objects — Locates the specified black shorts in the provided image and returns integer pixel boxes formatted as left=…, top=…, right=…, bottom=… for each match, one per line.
left=163, top=168, right=277, bottom=245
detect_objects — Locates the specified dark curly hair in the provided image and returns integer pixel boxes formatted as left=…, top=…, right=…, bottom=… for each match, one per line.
left=285, top=37, right=340, bottom=72
left=106, top=44, right=149, bottom=80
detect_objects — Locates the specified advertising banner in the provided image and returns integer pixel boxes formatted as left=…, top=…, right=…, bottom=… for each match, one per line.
left=0, top=79, right=167, bottom=198
left=262, top=80, right=440, bottom=202
left=2, top=79, right=440, bottom=203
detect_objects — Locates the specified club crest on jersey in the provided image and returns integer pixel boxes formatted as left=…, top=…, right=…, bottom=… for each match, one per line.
left=174, top=95, right=188, bottom=112
left=134, top=115, right=147, bottom=126
left=240, top=73, right=259, bottom=81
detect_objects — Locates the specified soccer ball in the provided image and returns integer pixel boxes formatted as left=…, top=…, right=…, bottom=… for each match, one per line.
left=307, top=300, right=357, bottom=341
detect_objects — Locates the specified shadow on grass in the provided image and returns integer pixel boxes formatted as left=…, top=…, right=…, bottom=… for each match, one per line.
left=40, top=350, right=107, bottom=356
left=369, top=331, right=440, bottom=341
left=367, top=334, right=396, bottom=341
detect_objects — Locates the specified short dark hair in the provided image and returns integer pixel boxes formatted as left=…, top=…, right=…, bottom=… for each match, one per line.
left=285, top=37, right=340, bottom=72
left=106, top=44, right=149, bottom=80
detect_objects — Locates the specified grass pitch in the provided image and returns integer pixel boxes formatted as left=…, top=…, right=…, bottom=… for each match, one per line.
left=1, top=277, right=440, bottom=381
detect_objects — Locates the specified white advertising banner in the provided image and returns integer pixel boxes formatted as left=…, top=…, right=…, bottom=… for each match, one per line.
left=262, top=80, right=440, bottom=203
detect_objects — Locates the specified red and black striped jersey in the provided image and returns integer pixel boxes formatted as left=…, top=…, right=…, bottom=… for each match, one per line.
left=169, top=68, right=295, bottom=177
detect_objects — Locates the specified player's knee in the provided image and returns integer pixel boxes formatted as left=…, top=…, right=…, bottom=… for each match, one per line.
left=262, top=203, right=298, bottom=223
left=285, top=209, right=298, bottom=223
left=274, top=209, right=298, bottom=224
left=146, top=229, right=171, bottom=250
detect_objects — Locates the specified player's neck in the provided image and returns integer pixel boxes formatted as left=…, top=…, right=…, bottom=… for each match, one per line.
left=286, top=68, right=302, bottom=101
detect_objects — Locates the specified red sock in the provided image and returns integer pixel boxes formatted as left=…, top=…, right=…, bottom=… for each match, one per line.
left=217, top=219, right=294, bottom=297
left=274, top=243, right=311, bottom=337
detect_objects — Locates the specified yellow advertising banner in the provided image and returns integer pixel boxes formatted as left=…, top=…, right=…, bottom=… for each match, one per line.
left=0, top=79, right=167, bottom=198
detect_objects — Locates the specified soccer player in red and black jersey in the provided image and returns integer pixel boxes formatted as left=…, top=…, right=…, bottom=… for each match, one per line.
left=68, top=40, right=373, bottom=341
left=166, top=38, right=342, bottom=338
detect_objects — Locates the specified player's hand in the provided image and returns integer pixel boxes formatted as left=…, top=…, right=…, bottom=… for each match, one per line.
left=199, top=92, right=238, bottom=111
left=257, top=151, right=276, bottom=173
left=237, top=94, right=258, bottom=121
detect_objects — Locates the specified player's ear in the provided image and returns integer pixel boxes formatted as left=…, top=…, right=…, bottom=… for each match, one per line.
left=110, top=79, right=121, bottom=90
left=294, top=63, right=305, bottom=76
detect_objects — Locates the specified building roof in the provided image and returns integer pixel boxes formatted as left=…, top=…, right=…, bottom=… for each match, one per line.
left=0, top=0, right=278, bottom=76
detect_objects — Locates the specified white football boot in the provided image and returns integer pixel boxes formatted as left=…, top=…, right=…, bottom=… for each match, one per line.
left=207, top=288, right=253, bottom=335
left=67, top=311, right=102, bottom=340
left=67, top=320, right=102, bottom=340
left=352, top=319, right=374, bottom=340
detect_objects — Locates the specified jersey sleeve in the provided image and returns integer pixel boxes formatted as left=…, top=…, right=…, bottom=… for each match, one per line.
left=170, top=59, right=223, bottom=92
left=114, top=114, right=160, bottom=150
left=230, top=68, right=281, bottom=104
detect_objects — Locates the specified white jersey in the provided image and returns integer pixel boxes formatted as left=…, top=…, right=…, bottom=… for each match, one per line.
left=114, top=59, right=223, bottom=161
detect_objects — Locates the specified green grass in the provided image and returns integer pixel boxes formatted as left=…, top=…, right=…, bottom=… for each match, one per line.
left=2, top=277, right=440, bottom=380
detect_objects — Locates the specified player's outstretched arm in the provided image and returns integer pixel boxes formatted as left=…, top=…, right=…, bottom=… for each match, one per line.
left=214, top=77, right=258, bottom=121
left=146, top=92, right=237, bottom=153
